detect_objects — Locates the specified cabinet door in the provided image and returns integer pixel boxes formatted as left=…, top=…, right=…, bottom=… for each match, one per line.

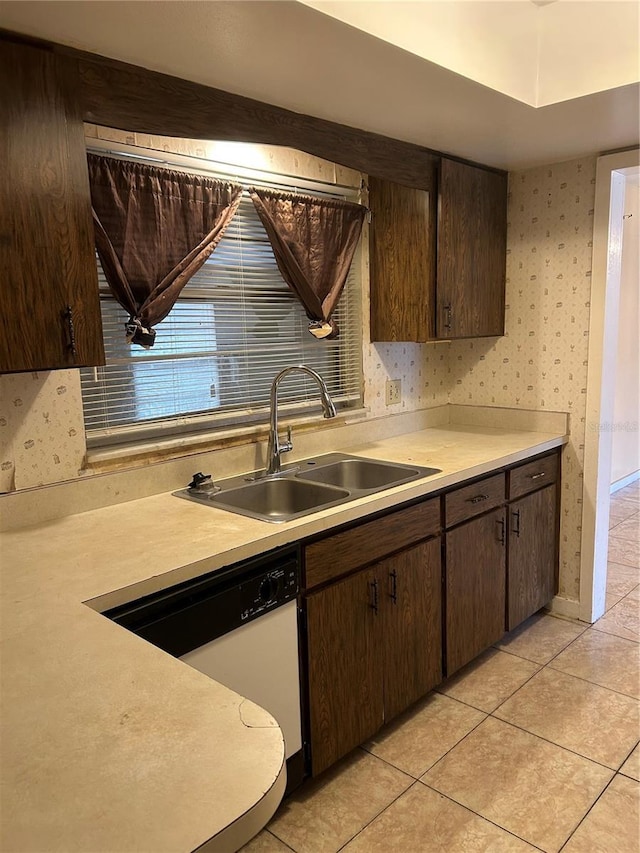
left=437, top=158, right=507, bottom=339
left=0, top=40, right=104, bottom=372
left=446, top=508, right=506, bottom=674
left=381, top=539, right=442, bottom=721
left=369, top=176, right=436, bottom=342
left=508, top=484, right=558, bottom=630
left=306, top=568, right=383, bottom=775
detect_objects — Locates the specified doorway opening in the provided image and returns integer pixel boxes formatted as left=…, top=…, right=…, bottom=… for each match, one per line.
left=580, top=150, right=640, bottom=623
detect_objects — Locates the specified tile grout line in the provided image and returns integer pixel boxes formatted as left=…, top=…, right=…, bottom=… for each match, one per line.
left=545, top=660, right=639, bottom=701
left=435, top=656, right=544, bottom=717
left=416, top=711, right=617, bottom=852
left=361, top=701, right=491, bottom=782
left=414, top=778, right=548, bottom=852
left=556, top=771, right=626, bottom=852
left=487, top=711, right=635, bottom=775
left=332, top=777, right=420, bottom=853
left=264, top=829, right=296, bottom=852
left=417, top=617, right=636, bottom=850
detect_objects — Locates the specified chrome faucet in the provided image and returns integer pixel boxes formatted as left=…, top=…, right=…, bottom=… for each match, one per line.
left=265, top=365, right=337, bottom=476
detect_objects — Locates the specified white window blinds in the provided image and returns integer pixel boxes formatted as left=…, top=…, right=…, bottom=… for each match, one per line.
left=81, top=184, right=363, bottom=447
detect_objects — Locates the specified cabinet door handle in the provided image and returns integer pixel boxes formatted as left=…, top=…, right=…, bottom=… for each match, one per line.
left=64, top=305, right=77, bottom=357
left=467, top=494, right=489, bottom=505
left=442, top=303, right=453, bottom=332
left=530, top=472, right=546, bottom=481
left=369, top=578, right=379, bottom=615
left=497, top=517, right=505, bottom=546
left=512, top=509, right=521, bottom=537
left=389, top=569, right=397, bottom=604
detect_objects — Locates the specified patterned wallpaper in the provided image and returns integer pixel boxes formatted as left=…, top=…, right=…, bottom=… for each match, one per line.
left=448, top=156, right=597, bottom=599
left=364, top=342, right=450, bottom=415
left=0, top=148, right=598, bottom=604
left=0, top=370, right=86, bottom=492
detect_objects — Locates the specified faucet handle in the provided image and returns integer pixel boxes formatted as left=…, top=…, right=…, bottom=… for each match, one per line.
left=281, top=425, right=294, bottom=454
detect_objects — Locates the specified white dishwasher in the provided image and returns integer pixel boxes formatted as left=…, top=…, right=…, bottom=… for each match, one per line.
left=105, top=545, right=304, bottom=787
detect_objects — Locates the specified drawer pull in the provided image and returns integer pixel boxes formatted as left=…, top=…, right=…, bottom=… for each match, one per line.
left=369, top=578, right=379, bottom=615
left=443, top=303, right=453, bottom=332
left=530, top=472, right=546, bottom=481
left=64, top=305, right=77, bottom=357
left=512, top=509, right=521, bottom=538
left=468, top=494, right=490, bottom=504
left=389, top=569, right=398, bottom=604
left=497, top=517, right=505, bottom=546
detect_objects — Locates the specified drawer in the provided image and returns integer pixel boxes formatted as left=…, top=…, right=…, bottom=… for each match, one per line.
left=304, top=498, right=440, bottom=590
left=445, top=473, right=505, bottom=528
left=509, top=452, right=559, bottom=500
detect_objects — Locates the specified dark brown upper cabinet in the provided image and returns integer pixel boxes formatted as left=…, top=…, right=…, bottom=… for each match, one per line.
left=437, top=158, right=507, bottom=339
left=369, top=177, right=437, bottom=341
left=0, top=40, right=104, bottom=373
left=369, top=159, right=507, bottom=342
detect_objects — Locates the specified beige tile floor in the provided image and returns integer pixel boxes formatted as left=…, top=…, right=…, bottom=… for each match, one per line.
left=243, top=483, right=640, bottom=853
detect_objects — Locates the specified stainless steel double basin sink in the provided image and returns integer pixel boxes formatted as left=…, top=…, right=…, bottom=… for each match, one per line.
left=175, top=453, right=441, bottom=523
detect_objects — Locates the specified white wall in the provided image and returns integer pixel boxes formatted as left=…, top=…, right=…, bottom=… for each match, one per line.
left=611, top=180, right=640, bottom=485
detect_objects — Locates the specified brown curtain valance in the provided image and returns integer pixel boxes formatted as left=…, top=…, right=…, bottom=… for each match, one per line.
left=88, top=154, right=242, bottom=347
left=249, top=188, right=367, bottom=339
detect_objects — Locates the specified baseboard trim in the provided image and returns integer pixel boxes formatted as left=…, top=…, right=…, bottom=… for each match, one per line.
left=548, top=596, right=581, bottom=621
left=611, top=470, right=640, bottom=494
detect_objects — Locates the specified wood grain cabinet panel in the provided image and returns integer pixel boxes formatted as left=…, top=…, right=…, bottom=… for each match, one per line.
left=445, top=473, right=505, bottom=527
left=446, top=507, right=506, bottom=674
left=509, top=453, right=559, bottom=500
left=369, top=177, right=436, bottom=342
left=437, top=158, right=507, bottom=339
left=508, top=484, right=558, bottom=630
left=0, top=41, right=104, bottom=372
left=304, top=520, right=442, bottom=775
left=381, top=539, right=442, bottom=722
left=306, top=567, right=383, bottom=776
left=304, top=499, right=440, bottom=590
left=368, top=162, right=507, bottom=343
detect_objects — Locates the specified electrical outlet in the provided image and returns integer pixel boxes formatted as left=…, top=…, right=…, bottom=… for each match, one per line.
left=385, top=378, right=402, bottom=406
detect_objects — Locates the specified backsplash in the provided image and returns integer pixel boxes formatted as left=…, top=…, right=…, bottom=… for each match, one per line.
left=448, top=156, right=597, bottom=599
left=364, top=342, right=451, bottom=416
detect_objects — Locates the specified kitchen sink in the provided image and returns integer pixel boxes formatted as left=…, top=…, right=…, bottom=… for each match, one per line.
left=297, top=458, right=440, bottom=490
left=207, top=477, right=349, bottom=522
left=174, top=453, right=441, bottom=523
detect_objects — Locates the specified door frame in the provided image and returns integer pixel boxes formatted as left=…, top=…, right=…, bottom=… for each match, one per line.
left=579, top=148, right=640, bottom=623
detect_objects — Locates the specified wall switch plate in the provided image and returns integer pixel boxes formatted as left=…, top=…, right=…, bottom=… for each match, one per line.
left=386, top=378, right=402, bottom=406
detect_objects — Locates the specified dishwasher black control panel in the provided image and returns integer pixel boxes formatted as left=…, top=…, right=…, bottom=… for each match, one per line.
left=241, top=564, right=298, bottom=622
left=104, top=544, right=300, bottom=658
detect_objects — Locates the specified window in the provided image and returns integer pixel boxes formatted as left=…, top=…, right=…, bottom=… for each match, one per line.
left=80, top=155, right=363, bottom=447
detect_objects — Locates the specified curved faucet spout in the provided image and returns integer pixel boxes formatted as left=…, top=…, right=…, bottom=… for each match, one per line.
left=266, top=365, right=337, bottom=476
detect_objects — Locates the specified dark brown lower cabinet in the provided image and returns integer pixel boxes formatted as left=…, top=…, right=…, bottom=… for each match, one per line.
left=306, top=539, right=441, bottom=776
left=507, top=483, right=558, bottom=630
left=306, top=566, right=383, bottom=777
left=382, top=539, right=442, bottom=722
left=446, top=508, right=506, bottom=675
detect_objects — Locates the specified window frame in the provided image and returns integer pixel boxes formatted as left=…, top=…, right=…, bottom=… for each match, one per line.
left=81, top=139, right=365, bottom=449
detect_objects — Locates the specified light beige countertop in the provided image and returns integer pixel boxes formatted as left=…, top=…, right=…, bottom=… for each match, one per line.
left=0, top=419, right=567, bottom=853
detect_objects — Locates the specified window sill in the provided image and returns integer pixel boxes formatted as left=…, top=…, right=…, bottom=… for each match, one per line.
left=83, top=408, right=370, bottom=475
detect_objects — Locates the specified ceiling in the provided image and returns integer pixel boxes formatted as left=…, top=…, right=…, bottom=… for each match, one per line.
left=1, top=0, right=638, bottom=171
left=302, top=1, right=640, bottom=106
